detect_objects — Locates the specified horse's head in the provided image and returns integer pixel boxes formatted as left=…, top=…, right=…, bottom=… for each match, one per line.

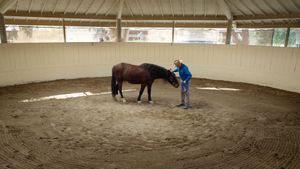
left=166, top=70, right=179, bottom=88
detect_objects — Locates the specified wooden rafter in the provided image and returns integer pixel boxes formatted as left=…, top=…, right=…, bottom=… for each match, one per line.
left=290, top=0, right=300, bottom=11
left=52, top=0, right=59, bottom=14
left=135, top=0, right=144, bottom=16
left=4, top=17, right=300, bottom=28
left=28, top=0, right=33, bottom=13
left=261, top=0, right=278, bottom=14
left=15, top=0, right=18, bottom=12
left=249, top=0, right=266, bottom=15
left=234, top=13, right=300, bottom=21
left=181, top=0, right=184, bottom=16
left=192, top=0, right=195, bottom=16
left=63, top=0, right=71, bottom=14
left=169, top=0, right=174, bottom=17
left=146, top=0, right=153, bottom=16
left=74, top=0, right=84, bottom=15
left=105, top=0, right=118, bottom=16
left=96, top=0, right=106, bottom=15
left=124, top=0, right=133, bottom=16
left=158, top=0, right=164, bottom=16
left=217, top=0, right=232, bottom=19
left=239, top=0, right=256, bottom=15
left=275, top=0, right=291, bottom=14
left=85, top=0, right=96, bottom=15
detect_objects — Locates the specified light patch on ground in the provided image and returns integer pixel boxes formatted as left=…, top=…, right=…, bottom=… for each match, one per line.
left=196, top=87, right=241, bottom=91
left=19, top=89, right=136, bottom=103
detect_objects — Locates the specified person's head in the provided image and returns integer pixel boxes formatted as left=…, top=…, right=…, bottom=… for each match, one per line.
left=174, top=60, right=182, bottom=68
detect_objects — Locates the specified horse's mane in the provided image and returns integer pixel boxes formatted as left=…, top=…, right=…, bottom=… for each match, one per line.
left=140, top=63, right=168, bottom=79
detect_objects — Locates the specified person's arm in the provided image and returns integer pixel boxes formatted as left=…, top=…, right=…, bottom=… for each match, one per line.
left=183, top=67, right=192, bottom=82
left=172, top=67, right=178, bottom=73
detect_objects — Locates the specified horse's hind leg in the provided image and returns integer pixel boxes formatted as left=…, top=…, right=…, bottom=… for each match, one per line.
left=137, top=84, right=146, bottom=103
left=147, top=83, right=153, bottom=104
left=118, top=80, right=126, bottom=102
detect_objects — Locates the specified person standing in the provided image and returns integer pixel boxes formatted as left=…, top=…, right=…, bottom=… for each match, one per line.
left=172, top=60, right=192, bottom=109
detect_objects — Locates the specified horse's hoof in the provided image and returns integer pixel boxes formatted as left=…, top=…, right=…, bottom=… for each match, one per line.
left=149, top=101, right=154, bottom=104
left=137, top=101, right=142, bottom=104
left=122, top=99, right=126, bottom=103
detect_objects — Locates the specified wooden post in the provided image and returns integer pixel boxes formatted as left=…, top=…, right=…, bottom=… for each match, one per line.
left=172, top=21, right=175, bottom=44
left=117, top=0, right=124, bottom=42
left=284, top=27, right=290, bottom=47
left=117, top=19, right=122, bottom=42
left=62, top=19, right=66, bottom=42
left=225, top=19, right=232, bottom=44
left=0, top=14, right=7, bottom=43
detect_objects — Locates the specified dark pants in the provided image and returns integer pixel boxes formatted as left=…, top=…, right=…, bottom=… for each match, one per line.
left=181, top=80, right=190, bottom=107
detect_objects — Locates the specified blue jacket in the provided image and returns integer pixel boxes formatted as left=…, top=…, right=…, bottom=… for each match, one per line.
left=173, top=64, right=192, bottom=82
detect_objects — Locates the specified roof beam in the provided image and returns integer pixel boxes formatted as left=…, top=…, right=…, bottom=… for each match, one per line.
left=6, top=11, right=300, bottom=22
left=4, top=18, right=300, bottom=29
left=217, top=0, right=232, bottom=20
left=5, top=18, right=116, bottom=27
left=237, top=22, right=300, bottom=28
left=5, top=11, right=116, bottom=20
left=234, top=13, right=300, bottom=21
left=4, top=11, right=227, bottom=20
left=0, top=0, right=17, bottom=14
left=3, top=18, right=225, bottom=28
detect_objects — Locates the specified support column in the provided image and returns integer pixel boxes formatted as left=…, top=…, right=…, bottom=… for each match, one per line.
left=284, top=27, right=290, bottom=47
left=117, top=19, right=122, bottom=42
left=172, top=21, right=175, bottom=44
left=225, top=19, right=232, bottom=45
left=116, top=0, right=124, bottom=42
left=62, top=19, right=66, bottom=43
left=0, top=14, right=7, bottom=43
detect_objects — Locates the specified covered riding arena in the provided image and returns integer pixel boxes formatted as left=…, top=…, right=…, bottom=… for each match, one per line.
left=0, top=0, right=300, bottom=168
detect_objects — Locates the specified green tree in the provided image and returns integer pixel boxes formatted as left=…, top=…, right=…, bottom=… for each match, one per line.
left=272, top=28, right=286, bottom=46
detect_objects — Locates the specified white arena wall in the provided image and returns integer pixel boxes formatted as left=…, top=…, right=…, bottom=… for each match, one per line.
left=0, top=43, right=300, bottom=93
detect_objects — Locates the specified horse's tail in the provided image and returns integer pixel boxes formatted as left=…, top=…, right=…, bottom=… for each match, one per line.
left=111, top=71, right=118, bottom=97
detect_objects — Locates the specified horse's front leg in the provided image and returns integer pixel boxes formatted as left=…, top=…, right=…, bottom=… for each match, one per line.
left=117, top=80, right=126, bottom=102
left=147, top=83, right=153, bottom=104
left=137, top=84, right=146, bottom=103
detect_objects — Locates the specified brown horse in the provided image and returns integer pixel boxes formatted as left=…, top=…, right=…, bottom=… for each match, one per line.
left=111, top=63, right=179, bottom=103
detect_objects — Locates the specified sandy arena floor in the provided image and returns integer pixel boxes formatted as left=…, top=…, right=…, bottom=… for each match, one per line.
left=0, top=77, right=299, bottom=169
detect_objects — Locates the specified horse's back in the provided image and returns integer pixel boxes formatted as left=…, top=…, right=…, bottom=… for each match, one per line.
left=112, top=62, right=151, bottom=83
